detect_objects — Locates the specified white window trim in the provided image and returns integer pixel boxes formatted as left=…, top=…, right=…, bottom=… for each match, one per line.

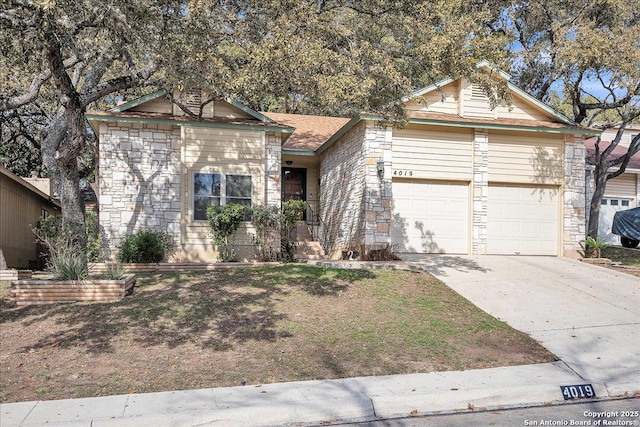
left=192, top=171, right=253, bottom=221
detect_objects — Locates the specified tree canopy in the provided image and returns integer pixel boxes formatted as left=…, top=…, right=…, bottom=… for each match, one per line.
left=501, top=0, right=640, bottom=238
left=0, top=0, right=510, bottom=262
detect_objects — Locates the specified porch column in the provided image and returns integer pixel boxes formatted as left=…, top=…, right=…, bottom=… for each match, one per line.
left=363, top=125, right=393, bottom=246
left=563, top=135, right=586, bottom=257
left=265, top=133, right=282, bottom=207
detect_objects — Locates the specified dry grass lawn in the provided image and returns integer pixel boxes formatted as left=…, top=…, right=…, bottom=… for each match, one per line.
left=0, top=265, right=556, bottom=403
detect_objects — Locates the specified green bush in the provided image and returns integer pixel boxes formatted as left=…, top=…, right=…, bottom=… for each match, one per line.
left=118, top=230, right=173, bottom=263
left=250, top=205, right=282, bottom=261
left=105, top=263, right=127, bottom=280
left=207, top=203, right=249, bottom=261
left=280, top=200, right=306, bottom=262
left=85, top=210, right=101, bottom=262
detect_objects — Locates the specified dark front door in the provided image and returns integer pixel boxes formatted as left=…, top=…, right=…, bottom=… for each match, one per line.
left=282, top=167, right=307, bottom=202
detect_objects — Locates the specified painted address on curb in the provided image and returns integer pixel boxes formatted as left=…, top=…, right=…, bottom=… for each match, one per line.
left=560, top=384, right=596, bottom=400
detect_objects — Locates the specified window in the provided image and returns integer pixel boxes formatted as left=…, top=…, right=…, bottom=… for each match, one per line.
left=601, top=199, right=608, bottom=205
left=611, top=199, right=619, bottom=206
left=622, top=200, right=630, bottom=207
left=193, top=173, right=252, bottom=220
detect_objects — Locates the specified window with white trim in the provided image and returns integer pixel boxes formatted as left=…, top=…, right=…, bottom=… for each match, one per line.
left=193, top=173, right=252, bottom=220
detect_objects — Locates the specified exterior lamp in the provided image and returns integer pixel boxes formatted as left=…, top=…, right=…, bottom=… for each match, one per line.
left=376, top=160, right=385, bottom=178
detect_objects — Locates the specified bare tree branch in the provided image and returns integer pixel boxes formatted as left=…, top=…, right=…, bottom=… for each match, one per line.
left=0, top=56, right=81, bottom=111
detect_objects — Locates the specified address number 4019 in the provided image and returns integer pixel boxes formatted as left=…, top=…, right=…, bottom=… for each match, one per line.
left=393, top=170, right=413, bottom=177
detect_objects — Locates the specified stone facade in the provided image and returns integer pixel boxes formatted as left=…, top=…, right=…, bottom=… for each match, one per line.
left=98, top=122, right=182, bottom=259
left=265, top=132, right=282, bottom=207
left=563, top=136, right=586, bottom=257
left=362, top=125, right=393, bottom=246
left=320, top=122, right=367, bottom=254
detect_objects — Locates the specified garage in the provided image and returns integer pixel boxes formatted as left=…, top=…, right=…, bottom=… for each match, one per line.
left=487, top=184, right=559, bottom=255
left=391, top=180, right=469, bottom=254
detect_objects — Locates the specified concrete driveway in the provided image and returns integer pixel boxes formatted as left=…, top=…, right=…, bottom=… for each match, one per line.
left=405, top=255, right=640, bottom=395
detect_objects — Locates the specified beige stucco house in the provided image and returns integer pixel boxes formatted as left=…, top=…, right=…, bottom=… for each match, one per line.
left=89, top=67, right=597, bottom=261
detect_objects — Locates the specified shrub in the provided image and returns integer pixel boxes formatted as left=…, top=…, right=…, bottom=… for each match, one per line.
left=280, top=200, right=306, bottom=262
left=85, top=210, right=101, bottom=262
left=105, top=263, right=127, bottom=280
left=48, top=247, right=89, bottom=280
left=250, top=205, right=281, bottom=261
left=207, top=203, right=250, bottom=261
left=118, top=230, right=173, bottom=263
left=585, top=236, right=607, bottom=258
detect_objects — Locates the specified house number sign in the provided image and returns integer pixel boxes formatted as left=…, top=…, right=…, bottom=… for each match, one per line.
left=560, top=384, right=596, bottom=400
left=393, top=170, right=414, bottom=177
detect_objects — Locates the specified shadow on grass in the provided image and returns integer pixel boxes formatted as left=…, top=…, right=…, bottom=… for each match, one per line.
left=0, top=264, right=375, bottom=354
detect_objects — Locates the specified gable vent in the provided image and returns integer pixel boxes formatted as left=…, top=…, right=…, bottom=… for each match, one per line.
left=184, top=87, right=203, bottom=112
left=471, top=85, right=486, bottom=100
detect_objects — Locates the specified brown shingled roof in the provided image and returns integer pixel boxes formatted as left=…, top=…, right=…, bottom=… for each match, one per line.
left=263, top=112, right=351, bottom=151
left=585, top=137, right=640, bottom=170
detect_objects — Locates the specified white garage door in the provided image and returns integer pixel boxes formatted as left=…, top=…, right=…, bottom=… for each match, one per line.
left=487, top=185, right=559, bottom=255
left=599, top=198, right=633, bottom=245
left=391, top=180, right=469, bottom=254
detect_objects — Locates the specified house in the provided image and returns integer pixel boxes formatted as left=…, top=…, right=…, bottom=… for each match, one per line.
left=584, top=127, right=640, bottom=245
left=0, top=166, right=60, bottom=269
left=88, top=66, right=597, bottom=261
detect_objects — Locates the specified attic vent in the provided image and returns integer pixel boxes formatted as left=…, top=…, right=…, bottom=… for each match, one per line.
left=471, top=85, right=486, bottom=100
left=184, top=87, right=203, bottom=111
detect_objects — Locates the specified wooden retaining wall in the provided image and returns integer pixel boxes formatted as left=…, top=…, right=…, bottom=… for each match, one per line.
left=89, top=262, right=279, bottom=274
left=0, top=270, right=32, bottom=281
left=11, top=274, right=136, bottom=306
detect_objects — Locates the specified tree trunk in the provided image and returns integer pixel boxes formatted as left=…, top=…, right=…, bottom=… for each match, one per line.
left=41, top=114, right=88, bottom=266
left=587, top=166, right=607, bottom=240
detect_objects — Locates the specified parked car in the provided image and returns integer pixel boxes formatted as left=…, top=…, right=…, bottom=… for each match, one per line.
left=612, top=207, right=640, bottom=248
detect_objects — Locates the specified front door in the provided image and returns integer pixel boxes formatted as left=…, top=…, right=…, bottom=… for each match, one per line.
left=282, top=168, right=307, bottom=202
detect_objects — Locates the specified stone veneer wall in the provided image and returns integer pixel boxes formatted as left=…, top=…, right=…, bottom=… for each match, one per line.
left=98, top=122, right=182, bottom=260
left=320, top=122, right=367, bottom=254
left=563, top=135, right=586, bottom=257
left=362, top=125, right=393, bottom=246
left=265, top=133, right=282, bottom=206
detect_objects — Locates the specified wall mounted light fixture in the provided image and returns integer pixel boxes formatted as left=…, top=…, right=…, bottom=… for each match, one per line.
left=285, top=160, right=293, bottom=165
left=376, top=160, right=385, bottom=178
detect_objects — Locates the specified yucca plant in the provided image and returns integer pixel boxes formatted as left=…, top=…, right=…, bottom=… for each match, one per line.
left=105, top=263, right=127, bottom=280
left=49, top=248, right=89, bottom=280
left=585, top=236, right=607, bottom=258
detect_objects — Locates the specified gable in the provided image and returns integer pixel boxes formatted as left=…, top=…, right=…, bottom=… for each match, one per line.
left=405, top=76, right=565, bottom=124
left=126, top=89, right=254, bottom=120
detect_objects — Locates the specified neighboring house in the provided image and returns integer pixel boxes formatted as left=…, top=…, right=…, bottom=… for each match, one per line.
left=89, top=65, right=597, bottom=261
left=0, top=166, right=60, bottom=269
left=585, top=132, right=640, bottom=245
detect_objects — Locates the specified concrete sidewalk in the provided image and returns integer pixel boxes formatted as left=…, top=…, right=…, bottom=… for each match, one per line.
left=0, top=362, right=610, bottom=427
left=2, top=256, right=639, bottom=426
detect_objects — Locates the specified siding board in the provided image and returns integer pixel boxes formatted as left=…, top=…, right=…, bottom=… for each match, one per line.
left=488, top=131, right=563, bottom=184
left=393, top=125, right=473, bottom=180
left=182, top=126, right=265, bottom=245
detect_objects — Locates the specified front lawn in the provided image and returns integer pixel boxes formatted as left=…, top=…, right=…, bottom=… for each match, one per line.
left=0, top=265, right=555, bottom=403
left=602, top=246, right=640, bottom=266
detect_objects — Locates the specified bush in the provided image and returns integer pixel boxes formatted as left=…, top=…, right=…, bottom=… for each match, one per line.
left=49, top=247, right=89, bottom=280
left=250, top=205, right=282, bottom=261
left=105, top=263, right=127, bottom=280
left=85, top=210, right=101, bottom=262
left=118, top=230, right=173, bottom=263
left=207, top=203, right=250, bottom=261
left=280, top=200, right=306, bottom=262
